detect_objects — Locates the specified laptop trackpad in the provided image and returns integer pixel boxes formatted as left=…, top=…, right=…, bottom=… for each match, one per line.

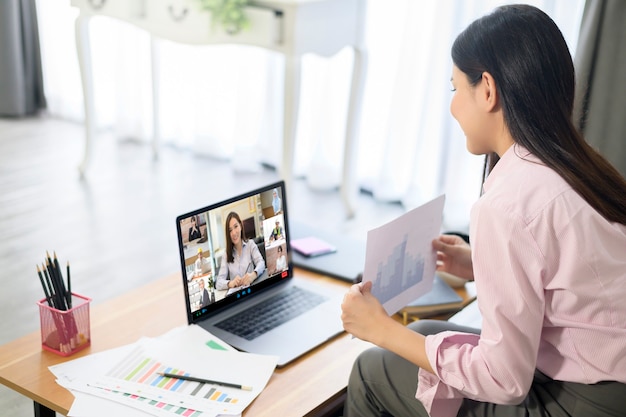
left=244, top=306, right=344, bottom=367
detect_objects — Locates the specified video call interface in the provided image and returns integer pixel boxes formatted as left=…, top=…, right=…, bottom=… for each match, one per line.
left=179, top=186, right=289, bottom=315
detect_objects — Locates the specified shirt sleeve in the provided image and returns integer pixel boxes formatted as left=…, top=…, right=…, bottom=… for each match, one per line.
left=418, top=201, right=546, bottom=412
left=249, top=242, right=266, bottom=278
left=215, top=254, right=230, bottom=290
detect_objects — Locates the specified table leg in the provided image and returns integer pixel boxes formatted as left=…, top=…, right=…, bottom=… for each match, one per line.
left=75, top=12, right=162, bottom=172
left=74, top=14, right=95, bottom=177
left=150, top=36, right=161, bottom=161
left=281, top=54, right=302, bottom=196
left=341, top=46, right=368, bottom=219
left=33, top=401, right=55, bottom=417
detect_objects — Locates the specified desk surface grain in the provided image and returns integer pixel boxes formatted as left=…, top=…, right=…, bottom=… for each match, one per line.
left=0, top=269, right=372, bottom=416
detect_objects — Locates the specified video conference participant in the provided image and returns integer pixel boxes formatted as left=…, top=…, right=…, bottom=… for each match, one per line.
left=270, top=220, right=284, bottom=241
left=188, top=215, right=201, bottom=241
left=275, top=245, right=287, bottom=273
left=194, top=247, right=212, bottom=278
left=272, top=188, right=282, bottom=214
left=216, top=211, right=266, bottom=291
left=197, top=278, right=211, bottom=308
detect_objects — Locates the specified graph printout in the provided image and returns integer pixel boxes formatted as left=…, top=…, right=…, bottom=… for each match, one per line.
left=50, top=325, right=275, bottom=417
left=363, top=195, right=445, bottom=315
left=52, top=338, right=214, bottom=417
left=86, top=339, right=274, bottom=415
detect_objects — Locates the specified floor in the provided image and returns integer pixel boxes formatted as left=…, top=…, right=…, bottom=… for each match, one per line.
left=0, top=115, right=405, bottom=416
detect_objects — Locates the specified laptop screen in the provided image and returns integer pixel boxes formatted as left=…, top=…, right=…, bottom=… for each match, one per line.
left=176, top=181, right=292, bottom=324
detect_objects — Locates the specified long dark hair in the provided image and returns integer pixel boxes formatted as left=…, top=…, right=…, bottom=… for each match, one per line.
left=224, top=211, right=246, bottom=263
left=453, top=4, right=626, bottom=224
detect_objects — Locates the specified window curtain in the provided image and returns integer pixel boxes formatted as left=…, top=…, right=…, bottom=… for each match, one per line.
left=0, top=0, right=45, bottom=116
left=573, top=0, right=626, bottom=177
left=356, top=0, right=584, bottom=231
left=35, top=0, right=584, bottom=230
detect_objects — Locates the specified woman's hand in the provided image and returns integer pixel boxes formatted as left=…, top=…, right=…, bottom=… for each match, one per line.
left=228, top=276, right=243, bottom=288
left=432, top=234, right=474, bottom=280
left=341, top=281, right=393, bottom=344
left=242, top=271, right=256, bottom=286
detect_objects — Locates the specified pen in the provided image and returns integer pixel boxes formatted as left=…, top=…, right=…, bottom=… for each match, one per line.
left=157, top=372, right=253, bottom=391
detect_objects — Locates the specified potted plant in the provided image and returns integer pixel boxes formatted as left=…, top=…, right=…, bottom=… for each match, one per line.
left=196, top=0, right=250, bottom=34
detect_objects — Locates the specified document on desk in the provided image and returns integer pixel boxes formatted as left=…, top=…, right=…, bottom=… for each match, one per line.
left=50, top=325, right=277, bottom=417
left=363, top=195, right=445, bottom=315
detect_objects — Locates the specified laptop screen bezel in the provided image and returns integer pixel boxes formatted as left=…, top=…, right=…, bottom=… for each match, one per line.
left=175, top=180, right=293, bottom=325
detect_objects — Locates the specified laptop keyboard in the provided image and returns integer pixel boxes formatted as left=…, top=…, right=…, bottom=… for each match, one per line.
left=215, top=286, right=327, bottom=341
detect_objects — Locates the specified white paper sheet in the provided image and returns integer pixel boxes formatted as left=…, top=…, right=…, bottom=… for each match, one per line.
left=50, top=325, right=274, bottom=417
left=363, top=195, right=445, bottom=315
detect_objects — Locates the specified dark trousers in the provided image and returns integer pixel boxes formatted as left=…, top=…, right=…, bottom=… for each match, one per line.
left=345, top=320, right=626, bottom=417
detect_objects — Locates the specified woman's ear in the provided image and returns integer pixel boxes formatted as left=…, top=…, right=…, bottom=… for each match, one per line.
left=479, top=71, right=498, bottom=112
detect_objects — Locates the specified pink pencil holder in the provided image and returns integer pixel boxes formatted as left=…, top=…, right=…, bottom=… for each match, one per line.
left=37, top=293, right=92, bottom=356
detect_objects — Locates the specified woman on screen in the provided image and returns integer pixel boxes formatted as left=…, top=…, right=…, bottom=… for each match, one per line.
left=275, top=245, right=287, bottom=273
left=215, top=212, right=265, bottom=291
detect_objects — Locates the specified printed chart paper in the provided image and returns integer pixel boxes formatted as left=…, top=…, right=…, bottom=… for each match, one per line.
left=363, top=195, right=445, bottom=315
left=50, top=325, right=274, bottom=417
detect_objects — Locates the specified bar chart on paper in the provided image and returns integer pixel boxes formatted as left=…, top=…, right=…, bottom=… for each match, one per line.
left=86, top=345, right=249, bottom=415
left=108, top=349, right=240, bottom=403
left=363, top=195, right=445, bottom=315
left=50, top=326, right=277, bottom=417
left=370, top=235, right=425, bottom=304
left=85, top=386, right=206, bottom=417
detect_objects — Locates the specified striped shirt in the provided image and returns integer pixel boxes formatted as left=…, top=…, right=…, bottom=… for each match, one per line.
left=417, top=145, right=626, bottom=416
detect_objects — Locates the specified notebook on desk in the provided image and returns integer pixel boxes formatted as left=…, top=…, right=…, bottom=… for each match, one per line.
left=290, top=220, right=365, bottom=283
left=175, top=181, right=344, bottom=367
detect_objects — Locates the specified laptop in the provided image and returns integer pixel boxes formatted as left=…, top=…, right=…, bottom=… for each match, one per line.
left=175, top=181, right=345, bottom=366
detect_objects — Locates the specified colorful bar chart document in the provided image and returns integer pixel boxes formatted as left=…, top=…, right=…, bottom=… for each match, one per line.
left=363, top=195, right=445, bottom=315
left=50, top=325, right=278, bottom=417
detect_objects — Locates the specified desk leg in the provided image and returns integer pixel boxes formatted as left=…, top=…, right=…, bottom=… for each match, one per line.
left=74, top=14, right=95, bottom=177
left=341, top=46, right=368, bottom=219
left=281, top=54, right=302, bottom=195
left=150, top=36, right=161, bottom=161
left=34, top=401, right=55, bottom=417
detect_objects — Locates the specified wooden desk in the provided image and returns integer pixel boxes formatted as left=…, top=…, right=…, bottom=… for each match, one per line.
left=0, top=269, right=372, bottom=417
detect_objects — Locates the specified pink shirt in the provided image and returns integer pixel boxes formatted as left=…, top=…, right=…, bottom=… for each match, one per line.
left=416, top=145, right=626, bottom=416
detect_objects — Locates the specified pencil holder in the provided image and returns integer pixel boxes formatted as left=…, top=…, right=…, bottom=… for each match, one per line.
left=37, top=293, right=92, bottom=356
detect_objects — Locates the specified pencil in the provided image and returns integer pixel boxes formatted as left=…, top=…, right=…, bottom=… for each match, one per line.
left=157, top=372, right=253, bottom=391
left=67, top=261, right=72, bottom=308
left=53, top=251, right=70, bottom=308
left=41, top=263, right=57, bottom=309
left=37, top=265, right=52, bottom=306
left=46, top=259, right=66, bottom=310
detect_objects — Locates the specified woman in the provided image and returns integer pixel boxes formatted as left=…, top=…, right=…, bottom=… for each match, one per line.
left=341, top=5, right=626, bottom=417
left=215, top=212, right=265, bottom=291
left=272, top=188, right=283, bottom=214
left=188, top=215, right=201, bottom=241
left=275, top=245, right=287, bottom=273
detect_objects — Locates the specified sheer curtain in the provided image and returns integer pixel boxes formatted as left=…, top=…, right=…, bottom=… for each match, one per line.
left=35, top=0, right=584, bottom=230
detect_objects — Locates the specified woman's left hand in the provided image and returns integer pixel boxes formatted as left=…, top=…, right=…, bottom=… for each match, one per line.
left=242, top=272, right=255, bottom=286
left=341, top=281, right=392, bottom=344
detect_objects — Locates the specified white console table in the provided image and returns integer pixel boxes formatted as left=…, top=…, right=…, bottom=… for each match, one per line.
left=72, top=0, right=367, bottom=216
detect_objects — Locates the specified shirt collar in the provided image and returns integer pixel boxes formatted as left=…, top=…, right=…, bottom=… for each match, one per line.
left=483, top=144, right=536, bottom=193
